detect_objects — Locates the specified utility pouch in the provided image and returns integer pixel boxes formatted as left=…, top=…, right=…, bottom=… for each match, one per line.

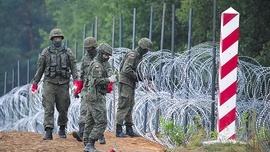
left=60, top=53, right=68, bottom=68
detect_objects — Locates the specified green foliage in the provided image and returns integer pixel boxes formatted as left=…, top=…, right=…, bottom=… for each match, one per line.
left=237, top=110, right=250, bottom=135
left=203, top=142, right=257, bottom=152
left=160, top=117, right=186, bottom=146
left=0, top=0, right=55, bottom=94
left=44, top=0, right=184, bottom=54
left=39, top=29, right=51, bottom=49
left=2, top=0, right=270, bottom=95
left=255, top=41, right=270, bottom=66
left=177, top=0, right=214, bottom=45
left=160, top=115, right=209, bottom=147
left=161, top=112, right=266, bottom=152
left=210, top=131, right=218, bottom=140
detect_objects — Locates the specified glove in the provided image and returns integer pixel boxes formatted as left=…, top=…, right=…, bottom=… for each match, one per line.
left=73, top=80, right=84, bottom=92
left=107, top=82, right=114, bottom=93
left=108, top=75, right=117, bottom=83
left=73, top=80, right=84, bottom=98
left=31, top=83, right=38, bottom=94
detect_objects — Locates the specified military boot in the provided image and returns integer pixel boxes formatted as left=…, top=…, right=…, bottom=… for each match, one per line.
left=43, top=127, right=53, bottom=140
left=126, top=124, right=140, bottom=137
left=84, top=138, right=97, bottom=152
left=83, top=137, right=89, bottom=146
left=58, top=125, right=66, bottom=138
left=98, top=134, right=106, bottom=144
left=72, top=123, right=84, bottom=142
left=116, top=124, right=129, bottom=138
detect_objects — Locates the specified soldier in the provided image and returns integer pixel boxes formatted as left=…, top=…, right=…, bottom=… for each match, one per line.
left=83, top=43, right=117, bottom=152
left=31, top=28, right=80, bottom=140
left=72, top=37, right=107, bottom=144
left=116, top=38, right=153, bottom=138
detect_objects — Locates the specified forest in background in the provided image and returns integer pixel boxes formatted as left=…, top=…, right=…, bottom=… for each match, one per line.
left=1, top=0, right=270, bottom=95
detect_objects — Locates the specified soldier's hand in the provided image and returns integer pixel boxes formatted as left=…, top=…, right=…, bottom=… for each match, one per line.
left=31, top=83, right=38, bottom=94
left=108, top=75, right=117, bottom=83
left=73, top=80, right=83, bottom=98
left=73, top=80, right=83, bottom=93
left=107, top=82, right=114, bottom=93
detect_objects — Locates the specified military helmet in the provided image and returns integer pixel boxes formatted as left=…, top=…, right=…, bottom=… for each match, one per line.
left=97, top=43, right=113, bottom=56
left=84, top=37, right=97, bottom=48
left=138, top=38, right=153, bottom=50
left=49, top=28, right=64, bottom=40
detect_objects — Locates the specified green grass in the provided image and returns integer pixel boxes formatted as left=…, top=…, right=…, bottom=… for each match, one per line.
left=160, top=114, right=266, bottom=152
left=165, top=140, right=265, bottom=152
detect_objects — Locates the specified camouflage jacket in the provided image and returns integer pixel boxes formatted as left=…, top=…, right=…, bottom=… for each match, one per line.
left=119, top=50, right=141, bottom=88
left=87, top=58, right=113, bottom=97
left=80, top=53, right=95, bottom=93
left=81, top=53, right=113, bottom=94
left=33, top=45, right=78, bottom=85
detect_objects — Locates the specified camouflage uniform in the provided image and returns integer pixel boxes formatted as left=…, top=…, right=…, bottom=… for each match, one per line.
left=77, top=37, right=98, bottom=138
left=72, top=44, right=97, bottom=142
left=32, top=28, right=78, bottom=140
left=72, top=37, right=112, bottom=145
left=79, top=53, right=95, bottom=125
left=116, top=38, right=153, bottom=138
left=117, top=50, right=141, bottom=125
left=83, top=43, right=115, bottom=152
left=80, top=56, right=113, bottom=125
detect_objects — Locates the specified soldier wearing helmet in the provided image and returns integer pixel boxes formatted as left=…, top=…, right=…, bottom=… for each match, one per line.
left=96, top=42, right=113, bottom=61
left=83, top=43, right=116, bottom=152
left=31, top=28, right=79, bottom=140
left=49, top=28, right=64, bottom=48
left=72, top=37, right=107, bottom=144
left=116, top=38, right=153, bottom=138
left=83, top=37, right=98, bottom=58
left=74, top=37, right=98, bottom=99
left=138, top=37, right=153, bottom=54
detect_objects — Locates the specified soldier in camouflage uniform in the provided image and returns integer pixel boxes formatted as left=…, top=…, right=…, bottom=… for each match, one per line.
left=72, top=37, right=107, bottom=144
left=116, top=38, right=153, bottom=138
left=31, top=28, right=80, bottom=140
left=83, top=43, right=117, bottom=152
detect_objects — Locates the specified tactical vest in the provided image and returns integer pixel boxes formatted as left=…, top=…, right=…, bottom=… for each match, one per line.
left=44, top=47, right=71, bottom=79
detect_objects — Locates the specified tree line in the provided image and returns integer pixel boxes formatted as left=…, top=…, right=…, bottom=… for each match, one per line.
left=0, top=0, right=269, bottom=95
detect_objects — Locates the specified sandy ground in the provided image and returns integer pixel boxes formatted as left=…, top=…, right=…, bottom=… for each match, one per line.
left=0, top=131, right=166, bottom=152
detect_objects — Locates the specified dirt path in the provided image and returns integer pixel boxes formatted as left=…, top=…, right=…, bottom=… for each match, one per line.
left=0, top=131, right=166, bottom=152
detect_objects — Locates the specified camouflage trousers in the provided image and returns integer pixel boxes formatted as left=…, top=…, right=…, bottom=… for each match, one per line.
left=83, top=93, right=107, bottom=140
left=78, top=88, right=88, bottom=125
left=42, top=81, right=70, bottom=130
left=116, top=83, right=135, bottom=126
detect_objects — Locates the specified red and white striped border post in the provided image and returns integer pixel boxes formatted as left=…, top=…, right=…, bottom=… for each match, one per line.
left=218, top=7, right=239, bottom=141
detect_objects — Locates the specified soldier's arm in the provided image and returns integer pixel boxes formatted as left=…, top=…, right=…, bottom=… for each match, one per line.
left=33, top=49, right=47, bottom=84
left=121, top=52, right=137, bottom=80
left=104, top=61, right=113, bottom=77
left=91, top=63, right=110, bottom=86
left=68, top=48, right=79, bottom=80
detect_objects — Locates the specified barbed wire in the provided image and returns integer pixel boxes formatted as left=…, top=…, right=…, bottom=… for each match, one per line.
left=0, top=42, right=270, bottom=150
